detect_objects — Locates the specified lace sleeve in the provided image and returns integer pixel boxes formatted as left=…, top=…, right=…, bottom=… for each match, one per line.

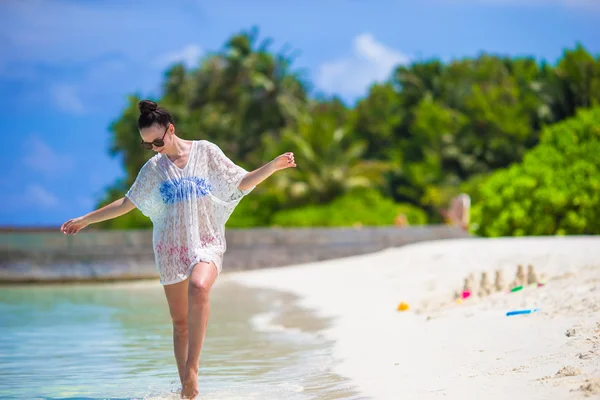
left=205, top=141, right=255, bottom=204
left=125, top=160, right=161, bottom=218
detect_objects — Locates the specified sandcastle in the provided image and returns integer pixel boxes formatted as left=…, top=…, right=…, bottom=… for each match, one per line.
left=478, top=271, right=493, bottom=297
left=510, top=264, right=527, bottom=288
left=527, top=264, right=541, bottom=285
left=463, top=273, right=475, bottom=292
left=454, top=273, right=477, bottom=300
left=455, top=264, right=544, bottom=301
left=494, top=269, right=506, bottom=292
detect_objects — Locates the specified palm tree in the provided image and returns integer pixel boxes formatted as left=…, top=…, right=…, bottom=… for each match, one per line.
left=264, top=108, right=393, bottom=205
left=188, top=28, right=308, bottom=165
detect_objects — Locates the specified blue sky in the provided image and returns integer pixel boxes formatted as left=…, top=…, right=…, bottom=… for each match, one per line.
left=1, top=0, right=598, bottom=227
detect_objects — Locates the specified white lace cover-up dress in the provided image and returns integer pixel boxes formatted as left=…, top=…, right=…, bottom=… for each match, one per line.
left=125, top=140, right=254, bottom=285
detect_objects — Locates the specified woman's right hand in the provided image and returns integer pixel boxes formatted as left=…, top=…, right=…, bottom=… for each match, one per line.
left=61, top=216, right=89, bottom=235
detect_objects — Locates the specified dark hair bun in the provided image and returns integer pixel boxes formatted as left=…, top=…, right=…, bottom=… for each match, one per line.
left=137, top=100, right=175, bottom=130
left=138, top=100, right=158, bottom=114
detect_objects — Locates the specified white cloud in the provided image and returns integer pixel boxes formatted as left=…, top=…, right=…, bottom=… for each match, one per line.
left=316, top=33, right=409, bottom=98
left=50, top=84, right=85, bottom=114
left=26, top=184, right=59, bottom=208
left=47, top=58, right=131, bottom=114
left=155, top=44, right=203, bottom=69
left=23, top=136, right=74, bottom=176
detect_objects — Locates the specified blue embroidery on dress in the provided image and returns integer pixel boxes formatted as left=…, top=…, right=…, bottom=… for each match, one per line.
left=160, top=177, right=212, bottom=204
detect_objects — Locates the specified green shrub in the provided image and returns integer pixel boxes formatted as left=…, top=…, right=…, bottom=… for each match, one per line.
left=225, top=191, right=281, bottom=228
left=471, top=107, right=600, bottom=236
left=270, top=188, right=428, bottom=227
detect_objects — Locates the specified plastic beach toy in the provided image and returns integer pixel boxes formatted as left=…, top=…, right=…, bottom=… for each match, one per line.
left=397, top=302, right=410, bottom=311
left=506, top=308, right=539, bottom=316
left=509, top=283, right=545, bottom=293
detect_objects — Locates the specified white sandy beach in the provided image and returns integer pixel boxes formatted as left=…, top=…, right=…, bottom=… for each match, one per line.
left=225, top=236, right=600, bottom=400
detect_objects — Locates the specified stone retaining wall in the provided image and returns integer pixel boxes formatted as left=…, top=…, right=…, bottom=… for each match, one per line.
left=0, top=226, right=470, bottom=283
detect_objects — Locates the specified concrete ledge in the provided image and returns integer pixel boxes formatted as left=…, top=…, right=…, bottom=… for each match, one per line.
left=0, top=226, right=470, bottom=283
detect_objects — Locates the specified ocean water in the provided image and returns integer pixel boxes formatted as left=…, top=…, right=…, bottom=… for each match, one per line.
left=0, top=279, right=363, bottom=400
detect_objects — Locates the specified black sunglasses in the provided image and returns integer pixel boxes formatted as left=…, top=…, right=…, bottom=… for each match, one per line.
left=140, top=125, right=170, bottom=150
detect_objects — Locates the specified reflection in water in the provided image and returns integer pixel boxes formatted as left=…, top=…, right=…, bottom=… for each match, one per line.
left=0, top=280, right=362, bottom=399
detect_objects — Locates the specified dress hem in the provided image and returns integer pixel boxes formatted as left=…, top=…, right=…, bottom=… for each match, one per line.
left=159, top=257, right=222, bottom=286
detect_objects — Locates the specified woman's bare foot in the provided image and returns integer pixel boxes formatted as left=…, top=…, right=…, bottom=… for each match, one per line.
left=181, top=372, right=199, bottom=399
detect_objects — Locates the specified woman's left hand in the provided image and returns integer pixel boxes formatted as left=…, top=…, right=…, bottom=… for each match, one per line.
left=272, top=152, right=296, bottom=171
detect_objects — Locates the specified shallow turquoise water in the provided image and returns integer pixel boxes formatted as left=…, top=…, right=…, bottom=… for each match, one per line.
left=0, top=280, right=362, bottom=400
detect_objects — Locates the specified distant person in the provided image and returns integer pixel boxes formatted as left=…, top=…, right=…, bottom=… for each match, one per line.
left=61, top=100, right=296, bottom=399
left=441, top=193, right=471, bottom=231
left=394, top=213, right=409, bottom=227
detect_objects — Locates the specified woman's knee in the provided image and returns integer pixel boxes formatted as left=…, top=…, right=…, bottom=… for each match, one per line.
left=188, top=275, right=212, bottom=299
left=188, top=262, right=217, bottom=299
left=172, top=315, right=188, bottom=333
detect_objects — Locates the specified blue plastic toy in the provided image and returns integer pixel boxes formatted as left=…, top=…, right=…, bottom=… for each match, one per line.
left=506, top=308, right=539, bottom=316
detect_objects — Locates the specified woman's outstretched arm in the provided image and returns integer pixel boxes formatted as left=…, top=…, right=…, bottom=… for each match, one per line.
left=238, top=152, right=296, bottom=191
left=60, top=196, right=136, bottom=235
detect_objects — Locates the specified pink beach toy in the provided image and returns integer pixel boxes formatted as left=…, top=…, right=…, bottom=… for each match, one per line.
left=461, top=291, right=471, bottom=299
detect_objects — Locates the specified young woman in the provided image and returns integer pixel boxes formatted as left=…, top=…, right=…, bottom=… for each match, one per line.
left=60, top=100, right=296, bottom=399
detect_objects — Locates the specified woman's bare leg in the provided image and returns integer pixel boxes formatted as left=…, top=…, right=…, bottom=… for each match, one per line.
left=163, top=279, right=190, bottom=387
left=181, top=261, right=219, bottom=399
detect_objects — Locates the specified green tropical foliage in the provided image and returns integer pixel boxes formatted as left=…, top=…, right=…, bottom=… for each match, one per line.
left=98, top=28, right=600, bottom=234
left=271, top=188, right=427, bottom=227
left=470, top=107, right=600, bottom=236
